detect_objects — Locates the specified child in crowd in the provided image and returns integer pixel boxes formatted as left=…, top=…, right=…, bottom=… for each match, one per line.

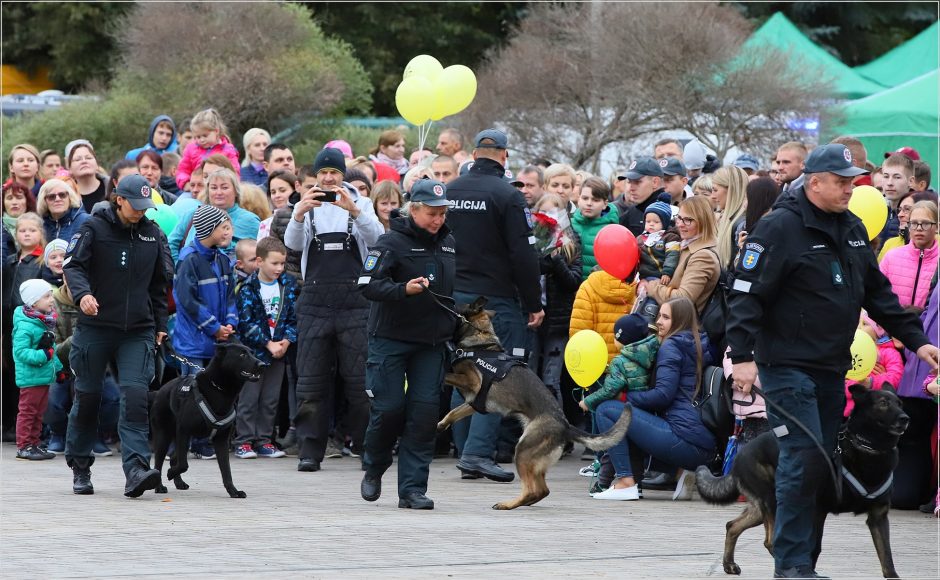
left=570, top=268, right=638, bottom=366
left=234, top=239, right=258, bottom=290
left=843, top=313, right=904, bottom=418
left=3, top=212, right=45, bottom=312
left=173, top=205, right=237, bottom=460
left=580, top=314, right=658, bottom=412
left=638, top=200, right=680, bottom=284
left=234, top=237, right=298, bottom=459
left=571, top=177, right=619, bottom=279
left=175, top=108, right=240, bottom=190
left=40, top=238, right=68, bottom=287
left=161, top=152, right=181, bottom=194
left=12, top=279, right=62, bottom=460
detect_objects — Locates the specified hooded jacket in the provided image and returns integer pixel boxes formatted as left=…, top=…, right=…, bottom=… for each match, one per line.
left=43, top=206, right=89, bottom=246
left=570, top=270, right=638, bottom=362
left=584, top=334, right=660, bottom=410
left=125, top=114, right=179, bottom=160
left=173, top=239, right=238, bottom=359
left=879, top=239, right=938, bottom=309
left=571, top=206, right=620, bottom=279
left=12, top=306, right=63, bottom=388
left=175, top=136, right=241, bottom=190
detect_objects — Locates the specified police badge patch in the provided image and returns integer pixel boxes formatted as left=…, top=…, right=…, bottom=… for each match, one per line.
left=523, top=207, right=534, bottom=228
left=742, top=249, right=761, bottom=271
left=659, top=159, right=668, bottom=168
left=843, top=148, right=852, bottom=163
left=67, top=233, right=81, bottom=253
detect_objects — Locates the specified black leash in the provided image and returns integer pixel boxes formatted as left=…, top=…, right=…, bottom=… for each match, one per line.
left=418, top=282, right=466, bottom=323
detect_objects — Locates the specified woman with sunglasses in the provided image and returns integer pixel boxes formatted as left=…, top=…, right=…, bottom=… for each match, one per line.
left=36, top=179, right=89, bottom=245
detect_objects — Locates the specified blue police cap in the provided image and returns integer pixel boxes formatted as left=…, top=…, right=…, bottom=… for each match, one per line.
left=804, top=144, right=868, bottom=177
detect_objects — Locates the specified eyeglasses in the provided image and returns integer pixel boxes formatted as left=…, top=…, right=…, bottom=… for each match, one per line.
left=675, top=216, right=696, bottom=226
left=897, top=206, right=914, bottom=215
left=909, top=221, right=937, bottom=231
left=45, top=192, right=69, bottom=200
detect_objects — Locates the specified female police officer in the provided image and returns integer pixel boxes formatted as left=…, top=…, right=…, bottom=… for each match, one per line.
left=63, top=174, right=171, bottom=497
left=357, top=179, right=456, bottom=509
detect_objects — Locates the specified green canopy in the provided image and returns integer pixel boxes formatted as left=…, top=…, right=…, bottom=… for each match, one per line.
left=854, top=21, right=940, bottom=88
left=744, top=13, right=887, bottom=99
left=826, top=69, right=939, bottom=188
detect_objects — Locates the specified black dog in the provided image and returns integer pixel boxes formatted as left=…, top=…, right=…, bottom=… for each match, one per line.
left=150, top=342, right=263, bottom=498
left=696, top=384, right=909, bottom=578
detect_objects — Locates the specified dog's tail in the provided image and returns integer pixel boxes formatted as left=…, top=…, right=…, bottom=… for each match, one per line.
left=694, top=465, right=740, bottom=505
left=566, top=404, right=632, bottom=451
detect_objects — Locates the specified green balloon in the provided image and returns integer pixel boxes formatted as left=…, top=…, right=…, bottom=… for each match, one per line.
left=146, top=205, right=178, bottom=236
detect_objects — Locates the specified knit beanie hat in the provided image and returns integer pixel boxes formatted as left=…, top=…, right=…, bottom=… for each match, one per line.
left=683, top=139, right=706, bottom=170
left=344, top=168, right=372, bottom=192
left=19, top=278, right=53, bottom=308
left=44, top=239, right=69, bottom=262
left=324, top=140, right=353, bottom=159
left=193, top=205, right=229, bottom=241
left=645, top=201, right=673, bottom=229
left=314, top=147, right=346, bottom=176
left=613, top=314, right=650, bottom=345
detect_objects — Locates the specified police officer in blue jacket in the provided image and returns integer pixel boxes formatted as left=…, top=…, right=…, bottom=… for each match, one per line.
left=358, top=179, right=456, bottom=509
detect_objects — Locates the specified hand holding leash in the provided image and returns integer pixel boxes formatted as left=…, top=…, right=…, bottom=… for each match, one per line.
left=407, top=277, right=430, bottom=295
left=731, top=361, right=758, bottom=396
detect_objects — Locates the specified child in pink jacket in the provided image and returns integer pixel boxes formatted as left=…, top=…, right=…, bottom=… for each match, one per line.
left=175, top=108, right=240, bottom=190
left=843, top=313, right=904, bottom=417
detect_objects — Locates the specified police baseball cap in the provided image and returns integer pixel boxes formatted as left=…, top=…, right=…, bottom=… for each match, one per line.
left=473, top=129, right=508, bottom=149
left=623, top=157, right=665, bottom=180
left=660, top=156, right=687, bottom=177
left=803, top=144, right=868, bottom=177
left=409, top=178, right=450, bottom=207
left=458, top=160, right=474, bottom=176
left=732, top=154, right=760, bottom=172
left=114, top=174, right=157, bottom=211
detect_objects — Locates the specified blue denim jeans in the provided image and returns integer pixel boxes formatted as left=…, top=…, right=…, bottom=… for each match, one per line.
left=757, top=364, right=844, bottom=571
left=450, top=292, right=527, bottom=459
left=595, top=400, right=713, bottom=478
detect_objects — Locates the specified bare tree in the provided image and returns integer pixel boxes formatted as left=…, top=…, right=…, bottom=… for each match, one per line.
left=458, top=2, right=834, bottom=169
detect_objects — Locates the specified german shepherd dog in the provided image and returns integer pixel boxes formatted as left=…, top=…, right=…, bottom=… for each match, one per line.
left=438, top=298, right=633, bottom=510
left=150, top=342, right=263, bottom=498
left=695, top=384, right=909, bottom=578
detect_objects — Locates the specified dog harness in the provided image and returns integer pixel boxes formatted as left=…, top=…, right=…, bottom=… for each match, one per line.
left=835, top=430, right=894, bottom=501
left=174, top=376, right=237, bottom=440
left=451, top=350, right=526, bottom=414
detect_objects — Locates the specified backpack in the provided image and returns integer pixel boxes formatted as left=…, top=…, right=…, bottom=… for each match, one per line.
left=699, top=249, right=729, bottom=355
left=694, top=365, right=735, bottom=438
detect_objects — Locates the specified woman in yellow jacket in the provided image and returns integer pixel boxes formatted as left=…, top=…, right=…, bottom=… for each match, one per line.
left=642, top=196, right=720, bottom=313
left=570, top=269, right=638, bottom=363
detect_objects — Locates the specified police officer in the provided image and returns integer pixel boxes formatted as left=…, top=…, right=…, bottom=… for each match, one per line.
left=357, top=179, right=456, bottom=509
left=63, top=174, right=171, bottom=497
left=284, top=148, right=384, bottom=472
left=445, top=129, right=543, bottom=482
left=726, top=144, right=939, bottom=578
left=618, top=157, right=667, bottom=236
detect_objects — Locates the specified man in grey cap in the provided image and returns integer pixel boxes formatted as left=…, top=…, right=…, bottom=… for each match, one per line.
left=660, top=157, right=691, bottom=205
left=726, top=143, right=940, bottom=578
left=618, top=157, right=667, bottom=237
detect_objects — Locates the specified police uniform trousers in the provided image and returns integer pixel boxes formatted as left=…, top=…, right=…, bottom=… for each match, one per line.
left=294, top=231, right=369, bottom=463
left=449, top=291, right=527, bottom=460
left=363, top=337, right=446, bottom=497
left=65, top=325, right=155, bottom=477
left=758, top=364, right=844, bottom=571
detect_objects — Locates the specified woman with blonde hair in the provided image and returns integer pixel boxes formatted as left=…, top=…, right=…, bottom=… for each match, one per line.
left=371, top=180, right=404, bottom=232
left=240, top=128, right=271, bottom=187
left=710, top=166, right=749, bottom=268
left=692, top=174, right=713, bottom=198
left=238, top=183, right=272, bottom=222
left=6, top=144, right=42, bottom=195
left=36, top=179, right=89, bottom=243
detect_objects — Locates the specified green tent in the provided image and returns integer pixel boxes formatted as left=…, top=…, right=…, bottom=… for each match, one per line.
left=855, top=21, right=939, bottom=88
left=744, top=13, right=887, bottom=99
left=827, top=69, right=939, bottom=188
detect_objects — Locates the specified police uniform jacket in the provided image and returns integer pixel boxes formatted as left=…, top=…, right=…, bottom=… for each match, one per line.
left=63, top=203, right=171, bottom=334
left=444, top=157, right=541, bottom=313
left=359, top=216, right=457, bottom=346
left=726, top=187, right=929, bottom=373
left=618, top=189, right=665, bottom=237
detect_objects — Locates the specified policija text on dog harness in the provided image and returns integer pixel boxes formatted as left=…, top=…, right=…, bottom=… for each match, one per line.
left=450, top=350, right=527, bottom=414
left=172, top=375, right=236, bottom=440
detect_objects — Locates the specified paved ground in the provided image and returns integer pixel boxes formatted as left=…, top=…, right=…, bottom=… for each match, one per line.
left=1, top=441, right=937, bottom=579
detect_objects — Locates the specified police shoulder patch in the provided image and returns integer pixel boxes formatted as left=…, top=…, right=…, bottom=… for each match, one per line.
left=523, top=207, right=534, bottom=228
left=67, top=233, right=81, bottom=254
left=742, top=248, right=762, bottom=271
left=745, top=242, right=764, bottom=253
left=364, top=254, right=380, bottom=271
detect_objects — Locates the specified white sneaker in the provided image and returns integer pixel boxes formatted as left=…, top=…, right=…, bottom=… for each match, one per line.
left=592, top=485, right=640, bottom=501
left=672, top=469, right=695, bottom=501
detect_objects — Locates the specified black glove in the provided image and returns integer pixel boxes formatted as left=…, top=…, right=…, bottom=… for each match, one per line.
left=37, top=331, right=55, bottom=351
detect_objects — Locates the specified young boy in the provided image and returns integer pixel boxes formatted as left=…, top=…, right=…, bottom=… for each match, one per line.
left=880, top=153, right=916, bottom=243
left=637, top=200, right=680, bottom=284
left=161, top=152, right=182, bottom=195
left=173, top=204, right=237, bottom=460
left=579, top=314, right=658, bottom=412
left=234, top=237, right=299, bottom=459
left=571, top=177, right=620, bottom=279
left=125, top=115, right=178, bottom=159
left=234, top=238, right=258, bottom=291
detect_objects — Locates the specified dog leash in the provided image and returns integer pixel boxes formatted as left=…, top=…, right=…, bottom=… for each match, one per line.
left=163, top=339, right=206, bottom=373
left=419, top=282, right=467, bottom=323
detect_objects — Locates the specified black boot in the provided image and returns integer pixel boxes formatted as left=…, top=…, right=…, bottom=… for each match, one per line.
left=398, top=491, right=434, bottom=509
left=73, top=466, right=94, bottom=495
left=124, top=466, right=161, bottom=498
left=361, top=473, right=382, bottom=502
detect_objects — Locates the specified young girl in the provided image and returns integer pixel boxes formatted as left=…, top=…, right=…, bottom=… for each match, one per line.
left=3, top=213, right=46, bottom=313
left=843, top=313, right=904, bottom=418
left=592, top=297, right=714, bottom=501
left=371, top=180, right=404, bottom=232
left=175, top=108, right=241, bottom=190
left=13, top=278, right=63, bottom=460
left=638, top=200, right=680, bottom=284
left=369, top=130, right=408, bottom=177
left=41, top=239, right=68, bottom=287
left=257, top=169, right=298, bottom=240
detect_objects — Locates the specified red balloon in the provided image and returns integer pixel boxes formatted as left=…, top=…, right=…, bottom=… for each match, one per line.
left=594, top=224, right=639, bottom=280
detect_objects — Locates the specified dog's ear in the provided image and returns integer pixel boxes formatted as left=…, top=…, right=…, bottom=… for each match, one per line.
left=467, top=296, right=487, bottom=313
left=848, top=382, right=870, bottom=400
left=878, top=382, right=897, bottom=394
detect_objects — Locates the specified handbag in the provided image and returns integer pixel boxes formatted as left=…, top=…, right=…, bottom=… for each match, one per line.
left=694, top=365, right=735, bottom=438
left=699, top=250, right=730, bottom=354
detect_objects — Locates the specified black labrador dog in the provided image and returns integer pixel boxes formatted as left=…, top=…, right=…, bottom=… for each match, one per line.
left=696, top=384, right=910, bottom=578
left=151, top=342, right=263, bottom=498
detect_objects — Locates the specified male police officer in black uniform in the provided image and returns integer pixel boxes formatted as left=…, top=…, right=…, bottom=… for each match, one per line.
left=63, top=174, right=171, bottom=497
left=726, top=144, right=939, bottom=578
left=358, top=179, right=456, bottom=509
left=445, top=129, right=543, bottom=482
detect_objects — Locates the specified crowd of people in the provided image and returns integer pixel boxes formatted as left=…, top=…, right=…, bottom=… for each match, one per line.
left=2, top=107, right=938, bottom=573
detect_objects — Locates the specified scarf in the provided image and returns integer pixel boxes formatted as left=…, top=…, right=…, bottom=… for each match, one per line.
left=2, top=214, right=17, bottom=238
left=23, top=304, right=58, bottom=329
left=680, top=235, right=701, bottom=250
left=373, top=152, right=409, bottom=175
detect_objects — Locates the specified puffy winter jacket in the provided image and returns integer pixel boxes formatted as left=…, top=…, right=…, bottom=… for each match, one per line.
left=879, top=240, right=938, bottom=309
left=172, top=239, right=238, bottom=359
left=843, top=340, right=904, bottom=417
left=12, top=306, right=63, bottom=388
left=898, top=284, right=939, bottom=399
left=629, top=330, right=715, bottom=452
left=583, top=334, right=659, bottom=410
left=569, top=270, right=637, bottom=362
left=43, top=206, right=89, bottom=246
left=268, top=193, right=303, bottom=283
left=571, top=206, right=620, bottom=279
left=236, top=271, right=299, bottom=365
left=175, top=137, right=240, bottom=190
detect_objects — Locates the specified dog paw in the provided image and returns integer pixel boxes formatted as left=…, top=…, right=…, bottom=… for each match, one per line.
left=174, top=480, right=190, bottom=490
left=723, top=562, right=741, bottom=575
left=491, top=502, right=512, bottom=510
left=155, top=484, right=168, bottom=494
left=229, top=490, right=247, bottom=499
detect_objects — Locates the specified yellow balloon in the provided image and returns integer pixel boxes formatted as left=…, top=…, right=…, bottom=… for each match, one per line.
left=849, top=185, right=888, bottom=241
left=846, top=329, right=878, bottom=381
left=565, top=330, right=609, bottom=388
left=395, top=76, right=434, bottom=126
left=403, top=55, right=443, bottom=82
left=434, top=65, right=477, bottom=118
